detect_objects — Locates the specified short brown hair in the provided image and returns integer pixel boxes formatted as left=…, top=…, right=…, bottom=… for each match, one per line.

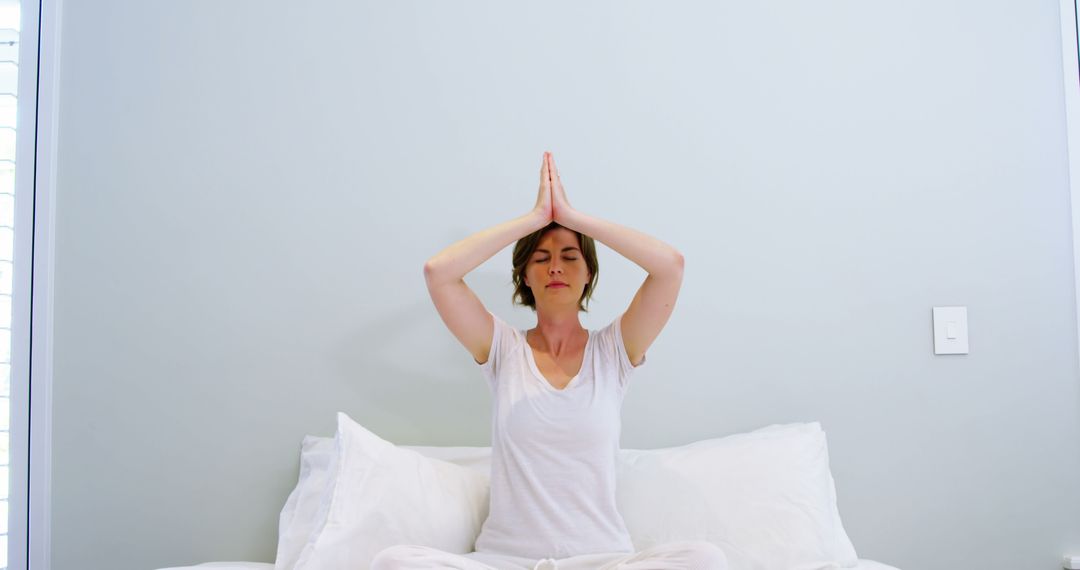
left=511, top=222, right=599, bottom=312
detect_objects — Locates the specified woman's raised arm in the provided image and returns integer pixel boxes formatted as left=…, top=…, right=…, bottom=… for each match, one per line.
left=423, top=153, right=554, bottom=364
left=547, top=153, right=684, bottom=367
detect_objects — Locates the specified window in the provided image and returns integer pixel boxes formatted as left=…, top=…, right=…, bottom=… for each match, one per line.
left=5, top=0, right=51, bottom=568
left=0, top=3, right=19, bottom=567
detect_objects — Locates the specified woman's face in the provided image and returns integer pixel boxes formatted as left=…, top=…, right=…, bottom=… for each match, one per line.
left=524, top=227, right=591, bottom=309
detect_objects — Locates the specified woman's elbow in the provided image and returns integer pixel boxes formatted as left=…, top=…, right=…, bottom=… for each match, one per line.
left=423, top=259, right=442, bottom=284
left=672, top=250, right=685, bottom=270
left=668, top=252, right=685, bottom=283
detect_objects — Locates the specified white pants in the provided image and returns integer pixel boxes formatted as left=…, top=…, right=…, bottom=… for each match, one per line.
left=370, top=540, right=728, bottom=570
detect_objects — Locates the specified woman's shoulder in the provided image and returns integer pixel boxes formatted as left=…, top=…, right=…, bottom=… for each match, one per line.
left=591, top=313, right=623, bottom=336
left=490, top=312, right=526, bottom=344
left=591, top=313, right=644, bottom=370
left=588, top=315, right=621, bottom=350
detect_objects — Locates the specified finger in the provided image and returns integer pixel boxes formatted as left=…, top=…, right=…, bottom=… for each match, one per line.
left=541, top=153, right=550, bottom=188
left=546, top=153, right=554, bottom=188
left=549, top=153, right=561, bottom=181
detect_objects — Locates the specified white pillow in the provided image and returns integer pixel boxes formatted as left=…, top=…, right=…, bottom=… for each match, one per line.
left=274, top=436, right=334, bottom=570
left=616, top=422, right=859, bottom=570
left=401, top=445, right=491, bottom=475
left=290, top=413, right=489, bottom=570
left=277, top=420, right=856, bottom=570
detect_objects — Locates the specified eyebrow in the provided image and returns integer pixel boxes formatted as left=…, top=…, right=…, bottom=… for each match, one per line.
left=534, top=247, right=581, bottom=254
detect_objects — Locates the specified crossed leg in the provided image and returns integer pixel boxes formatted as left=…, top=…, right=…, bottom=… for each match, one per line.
left=592, top=540, right=728, bottom=570
left=370, top=541, right=728, bottom=570
left=370, top=545, right=530, bottom=570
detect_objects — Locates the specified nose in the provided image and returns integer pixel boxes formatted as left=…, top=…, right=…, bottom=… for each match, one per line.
left=548, top=259, right=563, bottom=275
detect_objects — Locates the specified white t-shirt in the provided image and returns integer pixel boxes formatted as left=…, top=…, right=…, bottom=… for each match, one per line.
left=473, top=312, right=645, bottom=560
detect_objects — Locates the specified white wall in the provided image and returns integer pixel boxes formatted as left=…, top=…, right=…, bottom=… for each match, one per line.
left=50, top=1, right=1080, bottom=569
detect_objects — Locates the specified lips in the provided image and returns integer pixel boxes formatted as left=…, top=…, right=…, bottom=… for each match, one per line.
left=547, top=281, right=568, bottom=288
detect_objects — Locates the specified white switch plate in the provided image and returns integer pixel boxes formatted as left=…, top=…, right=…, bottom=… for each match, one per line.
left=933, top=306, right=969, bottom=355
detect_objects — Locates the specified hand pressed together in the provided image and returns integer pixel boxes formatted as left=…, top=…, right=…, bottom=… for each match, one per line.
left=532, top=151, right=575, bottom=225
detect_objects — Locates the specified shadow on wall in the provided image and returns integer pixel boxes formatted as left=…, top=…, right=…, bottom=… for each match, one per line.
left=327, top=267, right=517, bottom=446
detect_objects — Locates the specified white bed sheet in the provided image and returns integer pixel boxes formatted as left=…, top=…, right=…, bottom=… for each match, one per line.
left=157, top=559, right=901, bottom=570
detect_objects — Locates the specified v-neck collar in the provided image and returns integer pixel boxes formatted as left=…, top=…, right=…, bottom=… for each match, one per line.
left=523, top=328, right=593, bottom=392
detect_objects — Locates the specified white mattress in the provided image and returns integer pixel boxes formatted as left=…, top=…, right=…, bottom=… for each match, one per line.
left=158, top=560, right=901, bottom=570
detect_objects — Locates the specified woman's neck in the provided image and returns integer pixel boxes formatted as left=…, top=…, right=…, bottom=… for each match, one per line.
left=530, top=308, right=585, bottom=356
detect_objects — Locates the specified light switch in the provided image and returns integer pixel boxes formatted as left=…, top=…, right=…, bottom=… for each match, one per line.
left=933, top=306, right=969, bottom=355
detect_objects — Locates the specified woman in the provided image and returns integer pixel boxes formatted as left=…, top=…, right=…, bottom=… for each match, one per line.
left=371, top=153, right=727, bottom=570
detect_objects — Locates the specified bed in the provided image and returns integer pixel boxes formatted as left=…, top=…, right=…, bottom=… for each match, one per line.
left=160, top=561, right=901, bottom=570
left=157, top=414, right=903, bottom=570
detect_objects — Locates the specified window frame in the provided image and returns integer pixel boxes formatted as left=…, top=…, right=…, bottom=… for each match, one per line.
left=1061, top=0, right=1080, bottom=381
left=9, top=0, right=60, bottom=569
